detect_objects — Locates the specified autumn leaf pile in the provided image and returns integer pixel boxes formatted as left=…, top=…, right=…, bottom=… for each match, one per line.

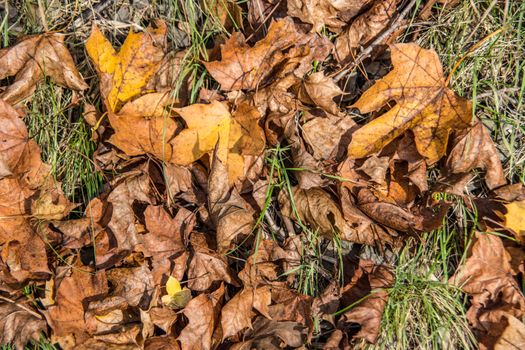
left=0, top=1, right=524, bottom=349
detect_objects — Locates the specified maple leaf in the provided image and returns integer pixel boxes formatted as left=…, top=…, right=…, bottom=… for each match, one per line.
left=0, top=33, right=87, bottom=104
left=348, top=43, right=472, bottom=165
left=0, top=299, right=47, bottom=349
left=86, top=20, right=167, bottom=112
left=171, top=100, right=265, bottom=183
left=501, top=200, right=525, bottom=244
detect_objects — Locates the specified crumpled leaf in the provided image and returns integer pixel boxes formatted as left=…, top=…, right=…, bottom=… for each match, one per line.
left=0, top=299, right=47, bottom=349
left=46, top=269, right=108, bottom=346
left=287, top=0, right=373, bottom=32
left=204, top=18, right=300, bottom=91
left=171, top=100, right=264, bottom=184
left=446, top=121, right=506, bottom=190
left=108, top=92, right=178, bottom=161
left=208, top=152, right=255, bottom=253
left=298, top=72, right=344, bottom=115
left=334, top=0, right=396, bottom=63
left=178, top=284, right=224, bottom=350
left=204, top=18, right=331, bottom=91
left=494, top=315, right=525, bottom=350
left=348, top=43, right=472, bottom=164
left=450, top=233, right=525, bottom=337
left=86, top=21, right=167, bottom=111
left=220, top=286, right=272, bottom=340
left=338, top=259, right=394, bottom=344
left=187, top=233, right=238, bottom=291
left=105, top=265, right=155, bottom=309
left=0, top=33, right=87, bottom=104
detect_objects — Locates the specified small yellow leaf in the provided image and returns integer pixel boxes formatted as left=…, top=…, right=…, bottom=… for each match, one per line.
left=503, top=200, right=525, bottom=244
left=166, top=276, right=182, bottom=296
left=86, top=21, right=167, bottom=112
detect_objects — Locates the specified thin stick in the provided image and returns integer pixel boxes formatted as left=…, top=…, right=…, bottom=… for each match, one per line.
left=0, top=295, right=43, bottom=319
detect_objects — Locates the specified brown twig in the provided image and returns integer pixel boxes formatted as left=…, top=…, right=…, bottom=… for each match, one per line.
left=0, top=295, right=43, bottom=319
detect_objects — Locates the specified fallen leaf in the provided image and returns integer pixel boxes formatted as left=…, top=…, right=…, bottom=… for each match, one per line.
left=108, top=92, right=178, bottom=161
left=334, top=0, right=396, bottom=63
left=161, top=276, right=191, bottom=309
left=187, top=233, right=238, bottom=291
left=86, top=21, right=167, bottom=111
left=178, top=284, right=224, bottom=350
left=46, top=269, right=108, bottom=346
left=0, top=33, right=87, bottom=104
left=494, top=315, right=525, bottom=350
left=145, top=336, right=181, bottom=350
left=339, top=259, right=394, bottom=344
left=348, top=43, right=472, bottom=164
left=287, top=0, right=373, bottom=32
left=450, top=233, right=525, bottom=335
left=501, top=200, right=525, bottom=244
left=105, top=265, right=155, bottom=309
left=0, top=299, right=47, bottom=349
left=299, top=72, right=344, bottom=114
left=220, top=286, right=272, bottom=340
left=208, top=152, right=255, bottom=253
left=446, top=121, right=506, bottom=190
left=171, top=100, right=264, bottom=184
left=204, top=18, right=300, bottom=91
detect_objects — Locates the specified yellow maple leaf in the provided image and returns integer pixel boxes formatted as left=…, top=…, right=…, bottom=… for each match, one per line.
left=348, top=43, right=472, bottom=165
left=86, top=20, right=167, bottom=112
left=171, top=100, right=265, bottom=183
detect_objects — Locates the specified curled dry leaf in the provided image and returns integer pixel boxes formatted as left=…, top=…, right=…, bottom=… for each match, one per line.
left=349, top=43, right=472, bottom=164
left=171, top=100, right=265, bottom=184
left=105, top=265, right=155, bottom=309
left=0, top=33, right=87, bottom=104
left=204, top=18, right=300, bottom=91
left=287, top=0, right=373, bottom=32
left=339, top=259, right=394, bottom=344
left=450, top=233, right=525, bottom=337
left=334, top=0, right=396, bottom=63
left=299, top=72, right=344, bottom=115
left=0, top=299, right=47, bottom=349
left=208, top=152, right=255, bottom=253
left=446, top=121, right=506, bottom=190
left=178, top=284, right=224, bottom=350
left=86, top=21, right=167, bottom=111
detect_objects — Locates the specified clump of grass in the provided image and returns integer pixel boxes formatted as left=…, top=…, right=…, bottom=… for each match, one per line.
left=1, top=336, right=57, bottom=350
left=26, top=81, right=103, bottom=204
left=418, top=0, right=525, bottom=183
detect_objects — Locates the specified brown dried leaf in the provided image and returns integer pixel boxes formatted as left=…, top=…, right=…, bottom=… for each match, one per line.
left=334, top=0, right=396, bottom=63
left=46, top=269, right=108, bottom=346
left=0, top=33, right=87, bottom=104
left=208, top=152, right=255, bottom=253
left=299, top=72, right=343, bottom=114
left=339, top=259, right=394, bottom=344
left=446, top=121, right=506, bottom=190
left=349, top=43, right=472, bottom=164
left=178, top=284, right=224, bottom=350
left=0, top=299, right=47, bottom=349
left=287, top=0, right=373, bottom=32
left=494, top=315, right=525, bottom=350
left=450, top=233, right=525, bottom=334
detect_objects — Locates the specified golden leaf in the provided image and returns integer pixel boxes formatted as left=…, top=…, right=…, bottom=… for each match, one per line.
left=348, top=43, right=472, bottom=164
left=86, top=21, right=167, bottom=112
left=171, top=100, right=264, bottom=183
left=503, top=200, right=525, bottom=244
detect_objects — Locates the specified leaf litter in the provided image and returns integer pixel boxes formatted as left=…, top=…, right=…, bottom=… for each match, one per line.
left=0, top=1, right=524, bottom=349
